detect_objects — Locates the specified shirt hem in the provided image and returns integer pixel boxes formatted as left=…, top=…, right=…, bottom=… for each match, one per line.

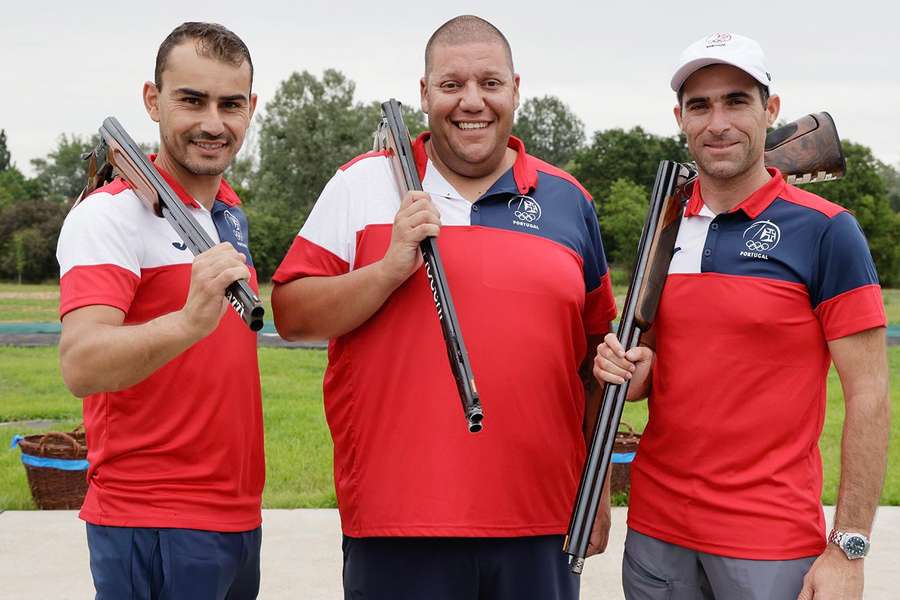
left=341, top=523, right=567, bottom=538
left=627, top=520, right=825, bottom=560
left=80, top=509, right=262, bottom=533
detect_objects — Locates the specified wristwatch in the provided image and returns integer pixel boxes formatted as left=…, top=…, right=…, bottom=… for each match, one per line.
left=828, top=529, right=870, bottom=559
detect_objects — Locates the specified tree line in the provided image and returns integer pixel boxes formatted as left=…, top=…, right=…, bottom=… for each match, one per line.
left=1, top=69, right=898, bottom=286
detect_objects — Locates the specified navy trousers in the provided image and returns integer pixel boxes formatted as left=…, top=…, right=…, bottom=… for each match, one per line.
left=86, top=523, right=261, bottom=600
left=342, top=535, right=580, bottom=600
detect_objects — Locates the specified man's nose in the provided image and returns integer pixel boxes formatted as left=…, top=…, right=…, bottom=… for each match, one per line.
left=706, top=105, right=731, bottom=135
left=199, top=106, right=226, bottom=137
left=458, top=82, right=485, bottom=112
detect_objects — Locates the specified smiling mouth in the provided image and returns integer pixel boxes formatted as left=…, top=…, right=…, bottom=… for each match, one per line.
left=191, top=140, right=227, bottom=151
left=455, top=121, right=490, bottom=130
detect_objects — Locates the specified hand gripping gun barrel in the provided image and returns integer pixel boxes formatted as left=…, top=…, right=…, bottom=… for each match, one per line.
left=77, top=117, right=265, bottom=332
left=564, top=112, right=846, bottom=574
left=373, top=99, right=484, bottom=433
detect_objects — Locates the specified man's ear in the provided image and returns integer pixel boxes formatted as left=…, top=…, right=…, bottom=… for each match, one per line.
left=249, top=93, right=258, bottom=120
left=673, top=103, right=683, bottom=130
left=512, top=73, right=520, bottom=111
left=143, top=81, right=161, bottom=123
left=419, top=77, right=429, bottom=114
left=765, top=94, right=781, bottom=127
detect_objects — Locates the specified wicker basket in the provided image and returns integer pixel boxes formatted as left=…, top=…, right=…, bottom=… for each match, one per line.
left=12, top=426, right=88, bottom=510
left=611, top=422, right=641, bottom=495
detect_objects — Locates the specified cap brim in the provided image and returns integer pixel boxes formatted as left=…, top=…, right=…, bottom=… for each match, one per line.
left=670, top=58, right=770, bottom=92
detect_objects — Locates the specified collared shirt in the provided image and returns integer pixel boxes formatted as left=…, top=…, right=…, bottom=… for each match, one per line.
left=273, top=134, right=616, bottom=537
left=627, top=168, right=885, bottom=559
left=56, top=164, right=264, bottom=532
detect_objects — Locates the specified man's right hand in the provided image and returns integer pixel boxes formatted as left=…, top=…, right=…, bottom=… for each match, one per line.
left=378, top=190, right=441, bottom=287
left=593, top=333, right=654, bottom=401
left=181, top=242, right=250, bottom=340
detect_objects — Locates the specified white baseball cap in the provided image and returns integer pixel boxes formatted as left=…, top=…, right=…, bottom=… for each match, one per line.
left=670, top=33, right=772, bottom=93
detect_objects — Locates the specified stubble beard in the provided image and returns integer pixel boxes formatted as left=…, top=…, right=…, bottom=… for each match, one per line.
left=695, top=143, right=757, bottom=182
left=163, top=132, right=235, bottom=177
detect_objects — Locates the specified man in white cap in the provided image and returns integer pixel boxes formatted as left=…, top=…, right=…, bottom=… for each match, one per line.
left=593, top=33, right=889, bottom=599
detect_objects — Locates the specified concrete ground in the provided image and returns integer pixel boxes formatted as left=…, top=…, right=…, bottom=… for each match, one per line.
left=1, top=507, right=898, bottom=599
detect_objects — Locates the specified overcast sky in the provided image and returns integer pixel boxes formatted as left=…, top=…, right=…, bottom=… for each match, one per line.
left=3, top=0, right=898, bottom=176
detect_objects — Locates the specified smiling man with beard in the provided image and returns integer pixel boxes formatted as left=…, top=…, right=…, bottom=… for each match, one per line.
left=594, top=33, right=889, bottom=600
left=56, top=22, right=264, bottom=600
left=271, top=14, right=617, bottom=600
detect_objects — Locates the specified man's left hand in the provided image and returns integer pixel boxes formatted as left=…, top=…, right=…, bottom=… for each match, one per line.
left=586, top=477, right=611, bottom=556
left=797, top=545, right=864, bottom=599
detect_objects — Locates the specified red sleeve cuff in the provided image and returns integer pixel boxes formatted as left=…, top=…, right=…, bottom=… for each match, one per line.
left=59, top=264, right=139, bottom=318
left=272, top=236, right=350, bottom=285
left=584, top=271, right=618, bottom=334
left=815, top=284, right=886, bottom=341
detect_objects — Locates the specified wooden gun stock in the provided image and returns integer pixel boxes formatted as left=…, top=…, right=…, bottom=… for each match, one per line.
left=634, top=111, right=845, bottom=330
left=764, top=112, right=845, bottom=185
left=78, top=117, right=265, bottom=332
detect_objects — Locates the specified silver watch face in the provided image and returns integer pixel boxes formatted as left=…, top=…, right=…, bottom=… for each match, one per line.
left=842, top=534, right=869, bottom=559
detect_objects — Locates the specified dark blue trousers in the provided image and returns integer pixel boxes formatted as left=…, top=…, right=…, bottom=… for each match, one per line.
left=86, top=523, right=261, bottom=600
left=342, top=535, right=580, bottom=600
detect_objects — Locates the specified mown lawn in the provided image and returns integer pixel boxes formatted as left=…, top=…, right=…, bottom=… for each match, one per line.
left=2, top=345, right=898, bottom=509
left=1, top=347, right=334, bottom=510
left=0, top=282, right=277, bottom=323
left=3, top=281, right=897, bottom=326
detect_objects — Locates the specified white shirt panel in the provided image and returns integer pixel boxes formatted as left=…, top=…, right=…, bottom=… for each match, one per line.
left=58, top=188, right=222, bottom=277
left=299, top=155, right=475, bottom=271
left=668, top=203, right=716, bottom=275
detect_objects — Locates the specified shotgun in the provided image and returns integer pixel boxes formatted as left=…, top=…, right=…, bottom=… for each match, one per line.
left=564, top=112, right=846, bottom=574
left=78, top=117, right=265, bottom=332
left=374, top=99, right=484, bottom=433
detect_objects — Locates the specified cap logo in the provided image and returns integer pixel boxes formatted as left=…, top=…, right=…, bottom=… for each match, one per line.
left=705, top=33, right=732, bottom=47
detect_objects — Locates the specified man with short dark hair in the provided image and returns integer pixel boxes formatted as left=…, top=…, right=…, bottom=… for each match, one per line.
left=594, top=33, right=889, bottom=599
left=272, top=14, right=616, bottom=600
left=56, top=22, right=264, bottom=599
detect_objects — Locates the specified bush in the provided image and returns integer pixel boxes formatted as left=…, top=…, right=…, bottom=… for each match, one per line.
left=0, top=200, right=69, bottom=282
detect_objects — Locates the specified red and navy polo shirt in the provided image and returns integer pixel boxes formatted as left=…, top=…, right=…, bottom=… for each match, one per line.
left=628, top=168, right=886, bottom=559
left=273, top=133, right=617, bottom=537
left=56, top=163, right=264, bottom=532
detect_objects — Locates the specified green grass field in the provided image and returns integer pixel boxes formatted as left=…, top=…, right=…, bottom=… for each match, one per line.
left=3, top=281, right=899, bottom=325
left=1, top=280, right=898, bottom=510
left=1, top=347, right=335, bottom=510
left=0, top=282, right=277, bottom=323
left=2, top=344, right=898, bottom=509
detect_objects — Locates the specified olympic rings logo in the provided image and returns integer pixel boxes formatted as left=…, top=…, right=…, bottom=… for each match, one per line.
left=745, top=240, right=771, bottom=251
left=742, top=220, right=782, bottom=253
left=509, top=195, right=542, bottom=224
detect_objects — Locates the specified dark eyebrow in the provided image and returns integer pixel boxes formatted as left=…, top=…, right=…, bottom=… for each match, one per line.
left=174, top=87, right=208, bottom=99
left=684, top=95, right=708, bottom=108
left=725, top=91, right=754, bottom=101
left=174, top=88, right=247, bottom=103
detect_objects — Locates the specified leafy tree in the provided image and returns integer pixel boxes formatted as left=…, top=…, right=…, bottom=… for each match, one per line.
left=876, top=161, right=900, bottom=212
left=0, top=167, right=42, bottom=210
left=800, top=141, right=899, bottom=285
left=512, top=95, right=585, bottom=167
left=0, top=129, right=11, bottom=172
left=225, top=154, right=257, bottom=205
left=0, top=200, right=69, bottom=282
left=598, top=178, right=648, bottom=272
left=251, top=70, right=416, bottom=279
left=573, top=126, right=689, bottom=205
left=255, top=70, right=379, bottom=212
left=30, top=133, right=99, bottom=203
left=243, top=206, right=295, bottom=283
left=11, top=228, right=44, bottom=284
